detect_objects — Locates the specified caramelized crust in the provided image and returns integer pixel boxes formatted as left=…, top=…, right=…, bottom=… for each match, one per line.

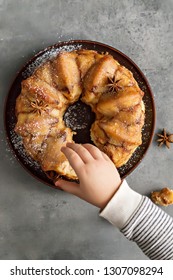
left=82, top=55, right=119, bottom=106
left=103, top=144, right=137, bottom=168
left=115, top=104, right=144, bottom=125
left=34, top=61, right=54, bottom=86
left=113, top=65, right=137, bottom=88
left=76, top=49, right=103, bottom=79
left=15, top=49, right=145, bottom=179
left=99, top=119, right=142, bottom=146
left=16, top=76, right=68, bottom=117
left=52, top=52, right=82, bottom=102
left=22, top=134, right=45, bottom=161
left=15, top=113, right=58, bottom=137
left=40, top=128, right=77, bottom=179
left=96, top=86, right=143, bottom=116
left=151, top=188, right=173, bottom=206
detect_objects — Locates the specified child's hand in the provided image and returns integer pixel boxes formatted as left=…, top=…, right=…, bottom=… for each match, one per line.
left=55, top=143, right=121, bottom=209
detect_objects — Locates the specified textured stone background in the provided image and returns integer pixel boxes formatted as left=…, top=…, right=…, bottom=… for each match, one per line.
left=0, top=0, right=173, bottom=259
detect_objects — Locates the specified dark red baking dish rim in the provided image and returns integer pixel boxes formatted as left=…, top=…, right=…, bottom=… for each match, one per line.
left=4, top=40, right=156, bottom=188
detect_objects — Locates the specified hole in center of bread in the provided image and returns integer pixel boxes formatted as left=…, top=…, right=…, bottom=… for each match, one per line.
left=64, top=100, right=95, bottom=144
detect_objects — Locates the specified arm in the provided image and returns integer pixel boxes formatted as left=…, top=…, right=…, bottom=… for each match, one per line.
left=100, top=180, right=173, bottom=260
left=55, top=143, right=173, bottom=260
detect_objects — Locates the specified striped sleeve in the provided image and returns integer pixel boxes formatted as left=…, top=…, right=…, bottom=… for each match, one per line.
left=121, top=196, right=173, bottom=260
left=100, top=180, right=173, bottom=260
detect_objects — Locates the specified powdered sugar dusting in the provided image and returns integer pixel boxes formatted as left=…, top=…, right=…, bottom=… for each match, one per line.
left=22, top=43, right=82, bottom=79
left=64, top=102, right=92, bottom=130
left=10, top=130, right=40, bottom=169
left=118, top=96, right=154, bottom=177
left=0, top=130, right=16, bottom=165
left=5, top=42, right=155, bottom=181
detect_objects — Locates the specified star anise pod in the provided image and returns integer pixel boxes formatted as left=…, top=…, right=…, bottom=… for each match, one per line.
left=157, top=128, right=173, bottom=149
left=107, top=76, right=121, bottom=93
left=30, top=99, right=48, bottom=115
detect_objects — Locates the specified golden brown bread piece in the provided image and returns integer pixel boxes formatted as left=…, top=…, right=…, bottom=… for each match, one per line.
left=15, top=113, right=58, bottom=137
left=115, top=104, right=143, bottom=125
left=40, top=128, right=77, bottom=179
left=90, top=117, right=144, bottom=168
left=76, top=49, right=104, bottom=79
left=151, top=188, right=173, bottom=206
left=34, top=61, right=54, bottom=86
left=22, top=134, right=45, bottom=160
left=82, top=55, right=119, bottom=107
left=15, top=49, right=145, bottom=179
left=99, top=119, right=143, bottom=146
left=102, top=144, right=137, bottom=168
left=16, top=76, right=68, bottom=116
left=96, top=87, right=143, bottom=117
left=112, top=65, right=137, bottom=88
left=52, top=52, right=82, bottom=102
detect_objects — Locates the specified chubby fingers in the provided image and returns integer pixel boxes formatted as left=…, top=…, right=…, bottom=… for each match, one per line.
left=55, top=179, right=86, bottom=203
left=63, top=142, right=94, bottom=163
left=101, top=151, right=113, bottom=162
left=61, top=145, right=84, bottom=174
left=61, top=143, right=111, bottom=176
left=82, top=143, right=104, bottom=159
left=82, top=143, right=112, bottom=163
left=55, top=179, right=80, bottom=196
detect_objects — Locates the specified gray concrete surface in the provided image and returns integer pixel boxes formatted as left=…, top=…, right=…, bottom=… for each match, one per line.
left=0, top=0, right=173, bottom=260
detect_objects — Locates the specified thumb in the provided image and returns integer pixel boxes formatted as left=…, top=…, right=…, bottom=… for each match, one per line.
left=55, top=179, right=80, bottom=195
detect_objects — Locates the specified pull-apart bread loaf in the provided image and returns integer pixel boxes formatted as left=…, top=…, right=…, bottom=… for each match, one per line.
left=15, top=49, right=145, bottom=180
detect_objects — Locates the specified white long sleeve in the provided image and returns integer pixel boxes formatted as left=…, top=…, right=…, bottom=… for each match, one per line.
left=100, top=180, right=173, bottom=260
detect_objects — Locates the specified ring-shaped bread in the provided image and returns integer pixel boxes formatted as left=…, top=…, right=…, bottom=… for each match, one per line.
left=15, top=50, right=145, bottom=180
